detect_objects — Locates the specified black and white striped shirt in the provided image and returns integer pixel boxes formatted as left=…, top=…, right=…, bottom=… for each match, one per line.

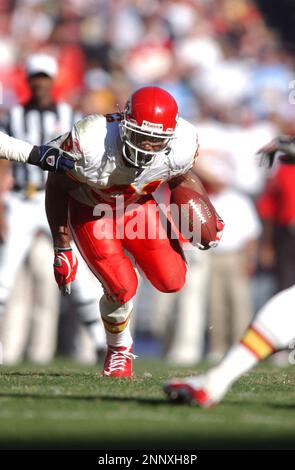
left=3, top=101, right=81, bottom=192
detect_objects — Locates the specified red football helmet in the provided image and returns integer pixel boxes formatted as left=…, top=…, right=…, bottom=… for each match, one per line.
left=120, top=86, right=178, bottom=168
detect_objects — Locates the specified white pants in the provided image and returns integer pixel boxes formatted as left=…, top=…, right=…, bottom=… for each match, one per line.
left=165, top=250, right=209, bottom=364
left=1, top=235, right=59, bottom=363
left=0, top=191, right=104, bottom=363
left=147, top=249, right=209, bottom=365
left=254, top=284, right=295, bottom=349
left=0, top=191, right=50, bottom=309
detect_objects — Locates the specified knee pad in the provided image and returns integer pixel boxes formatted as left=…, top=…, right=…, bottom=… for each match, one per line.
left=100, top=295, right=133, bottom=324
left=156, top=268, right=186, bottom=293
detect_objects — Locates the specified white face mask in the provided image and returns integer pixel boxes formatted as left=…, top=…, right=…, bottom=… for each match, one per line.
left=119, top=119, right=175, bottom=168
left=122, top=143, right=155, bottom=168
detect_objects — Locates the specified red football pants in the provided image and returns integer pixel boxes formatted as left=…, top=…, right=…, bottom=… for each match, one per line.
left=68, top=196, right=187, bottom=304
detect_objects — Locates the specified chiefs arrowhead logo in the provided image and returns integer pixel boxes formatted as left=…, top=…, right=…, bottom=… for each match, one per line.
left=46, top=155, right=56, bottom=166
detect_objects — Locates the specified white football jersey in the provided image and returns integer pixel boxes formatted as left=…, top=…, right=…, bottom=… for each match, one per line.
left=53, top=113, right=198, bottom=207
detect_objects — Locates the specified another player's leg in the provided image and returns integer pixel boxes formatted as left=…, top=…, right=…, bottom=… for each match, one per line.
left=68, top=198, right=138, bottom=377
left=70, top=247, right=106, bottom=362
left=0, top=194, right=35, bottom=315
left=164, top=285, right=295, bottom=407
left=0, top=194, right=40, bottom=363
left=26, top=234, right=60, bottom=363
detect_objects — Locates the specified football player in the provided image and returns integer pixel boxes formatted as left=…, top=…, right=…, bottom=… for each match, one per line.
left=47, top=87, right=225, bottom=377
left=164, top=136, right=295, bottom=407
left=0, top=130, right=75, bottom=171
left=0, top=87, right=223, bottom=377
left=0, top=86, right=223, bottom=376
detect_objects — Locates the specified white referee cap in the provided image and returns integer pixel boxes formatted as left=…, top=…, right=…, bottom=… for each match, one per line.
left=25, top=54, right=58, bottom=78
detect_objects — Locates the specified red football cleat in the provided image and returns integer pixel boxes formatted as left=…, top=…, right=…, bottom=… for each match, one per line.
left=163, top=378, right=216, bottom=408
left=102, top=345, right=135, bottom=377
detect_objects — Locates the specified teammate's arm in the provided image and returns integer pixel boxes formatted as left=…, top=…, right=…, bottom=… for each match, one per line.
left=0, top=130, right=75, bottom=172
left=258, top=135, right=295, bottom=167
left=46, top=172, right=80, bottom=294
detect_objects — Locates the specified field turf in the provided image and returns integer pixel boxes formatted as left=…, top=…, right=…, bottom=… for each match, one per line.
left=0, top=359, right=294, bottom=450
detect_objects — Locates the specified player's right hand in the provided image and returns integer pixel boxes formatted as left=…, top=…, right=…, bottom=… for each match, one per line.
left=197, top=217, right=225, bottom=250
left=53, top=247, right=78, bottom=295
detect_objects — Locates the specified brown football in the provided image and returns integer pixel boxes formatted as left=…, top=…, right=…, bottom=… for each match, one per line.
left=170, top=186, right=217, bottom=246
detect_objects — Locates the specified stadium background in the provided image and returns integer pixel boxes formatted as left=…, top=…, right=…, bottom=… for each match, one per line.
left=0, top=0, right=295, bottom=451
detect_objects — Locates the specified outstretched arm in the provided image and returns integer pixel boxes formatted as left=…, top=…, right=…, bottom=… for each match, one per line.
left=0, top=130, right=33, bottom=163
left=0, top=130, right=75, bottom=171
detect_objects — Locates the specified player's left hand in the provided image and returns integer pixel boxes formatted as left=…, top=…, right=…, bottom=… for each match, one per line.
left=197, top=217, right=225, bottom=250
left=53, top=247, right=78, bottom=295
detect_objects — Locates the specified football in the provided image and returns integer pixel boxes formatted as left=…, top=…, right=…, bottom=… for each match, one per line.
left=170, top=186, right=217, bottom=247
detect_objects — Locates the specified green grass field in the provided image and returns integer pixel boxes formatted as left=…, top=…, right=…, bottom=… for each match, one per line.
left=0, top=359, right=294, bottom=450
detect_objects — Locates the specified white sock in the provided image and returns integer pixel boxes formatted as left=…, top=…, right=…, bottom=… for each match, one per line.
left=209, top=343, right=258, bottom=388
left=99, top=295, right=133, bottom=349
left=186, top=343, right=259, bottom=402
left=105, top=323, right=133, bottom=348
left=206, top=285, right=295, bottom=391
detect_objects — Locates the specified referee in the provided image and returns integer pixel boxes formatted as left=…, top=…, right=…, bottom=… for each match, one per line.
left=0, top=54, right=105, bottom=364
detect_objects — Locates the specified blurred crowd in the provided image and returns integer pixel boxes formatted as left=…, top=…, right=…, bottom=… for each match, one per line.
left=0, top=0, right=295, bottom=366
